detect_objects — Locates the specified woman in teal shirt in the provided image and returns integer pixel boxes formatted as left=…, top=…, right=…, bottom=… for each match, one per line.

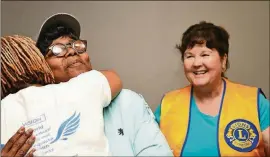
left=155, top=21, right=269, bottom=156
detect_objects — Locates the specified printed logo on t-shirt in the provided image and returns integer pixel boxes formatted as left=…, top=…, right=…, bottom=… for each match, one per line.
left=224, top=119, right=259, bottom=152
left=118, top=128, right=124, bottom=136
left=51, top=111, right=80, bottom=144
left=20, top=111, right=80, bottom=155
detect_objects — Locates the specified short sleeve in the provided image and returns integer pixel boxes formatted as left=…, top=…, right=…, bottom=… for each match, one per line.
left=154, top=104, right=162, bottom=125
left=258, top=93, right=270, bottom=131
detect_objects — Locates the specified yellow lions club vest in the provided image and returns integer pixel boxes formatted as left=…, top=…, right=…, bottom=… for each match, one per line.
left=160, top=79, right=265, bottom=157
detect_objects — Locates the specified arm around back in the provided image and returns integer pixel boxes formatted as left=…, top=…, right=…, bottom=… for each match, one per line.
left=100, top=70, right=123, bottom=100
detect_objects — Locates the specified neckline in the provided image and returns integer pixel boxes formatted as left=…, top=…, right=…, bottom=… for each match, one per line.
left=191, top=79, right=226, bottom=118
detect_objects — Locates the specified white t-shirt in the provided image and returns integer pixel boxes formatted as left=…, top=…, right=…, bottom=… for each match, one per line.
left=1, top=70, right=112, bottom=156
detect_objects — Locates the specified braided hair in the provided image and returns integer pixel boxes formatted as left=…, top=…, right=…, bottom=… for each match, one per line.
left=1, top=35, right=55, bottom=99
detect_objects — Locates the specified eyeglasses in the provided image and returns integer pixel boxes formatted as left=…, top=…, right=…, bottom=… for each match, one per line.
left=46, top=40, right=87, bottom=57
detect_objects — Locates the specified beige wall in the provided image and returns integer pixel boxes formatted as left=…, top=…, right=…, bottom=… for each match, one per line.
left=1, top=1, right=269, bottom=110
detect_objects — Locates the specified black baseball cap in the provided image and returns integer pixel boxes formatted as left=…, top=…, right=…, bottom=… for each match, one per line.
left=36, top=13, right=81, bottom=49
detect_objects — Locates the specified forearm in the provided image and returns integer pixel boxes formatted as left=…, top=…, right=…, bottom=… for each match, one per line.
left=99, top=70, right=123, bottom=99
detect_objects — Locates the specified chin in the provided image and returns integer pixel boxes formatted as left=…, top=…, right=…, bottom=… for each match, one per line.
left=190, top=78, right=209, bottom=87
left=68, top=66, right=91, bottom=76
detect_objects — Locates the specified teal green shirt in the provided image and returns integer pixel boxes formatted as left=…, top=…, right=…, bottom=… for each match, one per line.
left=154, top=93, right=269, bottom=156
left=103, top=89, right=173, bottom=156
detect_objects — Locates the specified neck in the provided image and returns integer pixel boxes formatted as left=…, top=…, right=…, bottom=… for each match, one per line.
left=193, top=78, right=224, bottom=101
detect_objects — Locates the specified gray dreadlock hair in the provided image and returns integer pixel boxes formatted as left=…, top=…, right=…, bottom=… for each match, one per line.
left=1, top=35, right=55, bottom=99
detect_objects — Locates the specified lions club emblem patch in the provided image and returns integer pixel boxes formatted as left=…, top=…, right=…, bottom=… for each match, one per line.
left=224, top=119, right=259, bottom=152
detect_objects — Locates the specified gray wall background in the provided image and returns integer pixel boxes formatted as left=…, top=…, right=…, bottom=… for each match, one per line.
left=1, top=1, right=269, bottom=110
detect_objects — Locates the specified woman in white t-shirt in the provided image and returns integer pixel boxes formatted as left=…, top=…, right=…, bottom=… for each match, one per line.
left=1, top=35, right=122, bottom=156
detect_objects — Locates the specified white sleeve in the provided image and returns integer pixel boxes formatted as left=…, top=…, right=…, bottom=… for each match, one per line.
left=48, top=70, right=111, bottom=108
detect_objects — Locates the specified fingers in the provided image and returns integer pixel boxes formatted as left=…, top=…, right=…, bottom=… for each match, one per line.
left=1, top=126, right=25, bottom=153
left=8, top=128, right=33, bottom=156
left=25, top=149, right=36, bottom=157
left=14, top=135, right=35, bottom=157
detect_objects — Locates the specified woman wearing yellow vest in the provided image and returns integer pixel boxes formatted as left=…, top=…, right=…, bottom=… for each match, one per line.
left=155, top=21, right=269, bottom=156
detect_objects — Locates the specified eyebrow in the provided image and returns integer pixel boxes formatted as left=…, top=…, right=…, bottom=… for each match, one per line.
left=201, top=50, right=212, bottom=53
left=53, top=39, right=75, bottom=45
left=185, top=50, right=212, bottom=55
left=184, top=51, right=192, bottom=55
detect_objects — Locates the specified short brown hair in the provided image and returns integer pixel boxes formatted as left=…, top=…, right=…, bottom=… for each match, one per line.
left=176, top=21, right=230, bottom=77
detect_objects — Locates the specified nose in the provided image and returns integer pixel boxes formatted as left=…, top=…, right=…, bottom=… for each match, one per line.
left=193, top=56, right=203, bottom=67
left=65, top=47, right=78, bottom=57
